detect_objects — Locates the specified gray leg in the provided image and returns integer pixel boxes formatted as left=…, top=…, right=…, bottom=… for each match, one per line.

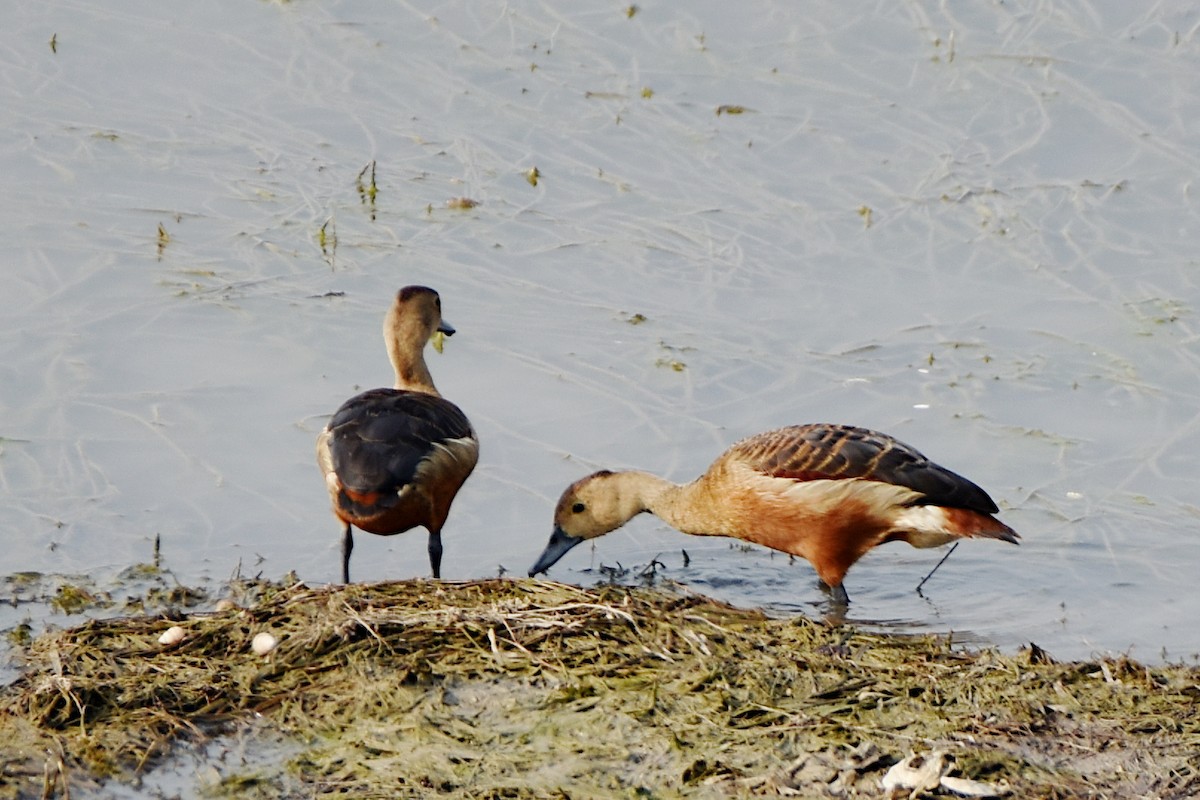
left=828, top=582, right=850, bottom=605
left=341, top=523, right=354, bottom=584
left=428, top=529, right=443, bottom=579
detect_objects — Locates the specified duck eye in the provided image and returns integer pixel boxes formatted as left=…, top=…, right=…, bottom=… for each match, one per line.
left=571, top=502, right=586, bottom=514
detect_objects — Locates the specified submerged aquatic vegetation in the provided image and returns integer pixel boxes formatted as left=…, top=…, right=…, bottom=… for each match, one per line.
left=155, top=222, right=170, bottom=259
left=0, top=577, right=1197, bottom=798
left=355, top=161, right=378, bottom=220
left=317, top=218, right=336, bottom=264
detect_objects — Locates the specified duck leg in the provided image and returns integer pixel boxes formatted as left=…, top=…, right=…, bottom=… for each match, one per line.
left=827, top=582, right=850, bottom=606
left=341, top=523, right=354, bottom=584
left=428, top=529, right=443, bottom=579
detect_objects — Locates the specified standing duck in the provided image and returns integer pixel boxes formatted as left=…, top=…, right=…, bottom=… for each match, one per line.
left=317, top=286, right=478, bottom=583
left=529, top=424, right=1016, bottom=603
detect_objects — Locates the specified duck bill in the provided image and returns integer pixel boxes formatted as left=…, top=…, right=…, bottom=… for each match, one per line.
left=430, top=319, right=454, bottom=354
left=528, top=527, right=583, bottom=577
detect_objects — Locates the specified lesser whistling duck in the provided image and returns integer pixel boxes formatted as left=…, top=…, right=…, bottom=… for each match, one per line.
left=316, top=286, right=478, bottom=583
left=529, top=424, right=1017, bottom=603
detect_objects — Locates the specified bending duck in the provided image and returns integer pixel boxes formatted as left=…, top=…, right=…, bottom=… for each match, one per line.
left=317, top=286, right=478, bottom=583
left=529, top=424, right=1017, bottom=603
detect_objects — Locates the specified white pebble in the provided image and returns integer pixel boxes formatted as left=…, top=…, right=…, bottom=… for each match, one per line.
left=158, top=626, right=186, bottom=646
left=251, top=632, right=278, bottom=656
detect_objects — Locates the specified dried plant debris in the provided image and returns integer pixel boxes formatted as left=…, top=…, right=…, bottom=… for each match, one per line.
left=1, top=577, right=1198, bottom=798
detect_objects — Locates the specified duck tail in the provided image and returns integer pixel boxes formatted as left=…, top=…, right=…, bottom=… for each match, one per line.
left=943, top=507, right=1020, bottom=544
left=892, top=505, right=1020, bottom=548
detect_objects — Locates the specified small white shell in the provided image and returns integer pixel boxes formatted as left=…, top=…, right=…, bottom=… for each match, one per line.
left=214, top=599, right=238, bottom=613
left=881, top=751, right=949, bottom=793
left=251, top=632, right=278, bottom=656
left=158, top=626, right=186, bottom=646
left=940, top=776, right=1011, bottom=797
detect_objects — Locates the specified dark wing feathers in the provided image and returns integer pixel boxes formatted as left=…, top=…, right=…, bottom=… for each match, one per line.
left=327, top=389, right=474, bottom=495
left=730, top=424, right=999, bottom=515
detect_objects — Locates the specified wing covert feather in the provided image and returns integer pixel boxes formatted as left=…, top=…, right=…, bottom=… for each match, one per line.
left=726, top=424, right=999, bottom=514
left=327, top=389, right=474, bottom=495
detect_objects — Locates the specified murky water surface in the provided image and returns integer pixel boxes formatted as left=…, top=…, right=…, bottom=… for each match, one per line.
left=4, top=0, right=1200, bottom=692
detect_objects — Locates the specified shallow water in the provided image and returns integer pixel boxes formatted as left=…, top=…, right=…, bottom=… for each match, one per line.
left=3, top=0, right=1199, bottom=680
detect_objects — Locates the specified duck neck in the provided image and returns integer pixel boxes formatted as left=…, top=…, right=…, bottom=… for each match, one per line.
left=385, top=330, right=440, bottom=396
left=619, top=471, right=724, bottom=537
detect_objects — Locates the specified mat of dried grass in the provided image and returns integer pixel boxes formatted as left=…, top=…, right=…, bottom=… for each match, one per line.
left=2, top=577, right=1198, bottom=798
